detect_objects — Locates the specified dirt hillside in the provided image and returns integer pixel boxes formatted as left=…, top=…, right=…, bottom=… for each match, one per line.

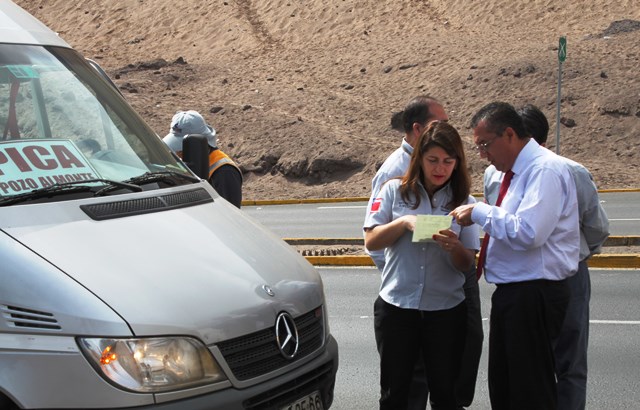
left=16, top=0, right=640, bottom=200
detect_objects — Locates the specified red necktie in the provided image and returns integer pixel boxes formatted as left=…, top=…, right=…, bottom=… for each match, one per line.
left=476, top=169, right=514, bottom=280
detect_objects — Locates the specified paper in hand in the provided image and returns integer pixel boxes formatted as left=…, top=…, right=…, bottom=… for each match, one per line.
left=412, top=215, right=453, bottom=242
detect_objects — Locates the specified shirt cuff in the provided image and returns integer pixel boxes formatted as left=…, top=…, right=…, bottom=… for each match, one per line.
left=471, top=201, right=491, bottom=225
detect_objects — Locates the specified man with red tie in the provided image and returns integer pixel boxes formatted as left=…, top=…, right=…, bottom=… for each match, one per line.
left=484, top=104, right=610, bottom=410
left=450, top=102, right=580, bottom=410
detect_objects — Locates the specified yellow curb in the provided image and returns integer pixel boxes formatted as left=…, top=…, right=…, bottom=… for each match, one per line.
left=288, top=236, right=640, bottom=247
left=304, top=254, right=640, bottom=269
left=244, top=188, right=640, bottom=206
left=305, top=255, right=375, bottom=266
left=586, top=254, right=640, bottom=269
left=596, top=188, right=640, bottom=193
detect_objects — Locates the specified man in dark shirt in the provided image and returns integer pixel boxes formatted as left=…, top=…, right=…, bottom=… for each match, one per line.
left=163, top=110, right=243, bottom=208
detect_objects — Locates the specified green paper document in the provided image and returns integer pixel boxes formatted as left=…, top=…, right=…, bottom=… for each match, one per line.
left=412, top=215, right=452, bottom=243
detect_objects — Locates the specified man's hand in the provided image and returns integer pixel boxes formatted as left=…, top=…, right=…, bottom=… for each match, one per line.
left=449, top=203, right=476, bottom=227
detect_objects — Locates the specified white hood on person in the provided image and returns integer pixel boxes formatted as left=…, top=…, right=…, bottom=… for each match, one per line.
left=163, top=110, right=217, bottom=153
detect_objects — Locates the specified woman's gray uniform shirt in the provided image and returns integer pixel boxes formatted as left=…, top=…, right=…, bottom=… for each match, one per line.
left=364, top=179, right=480, bottom=311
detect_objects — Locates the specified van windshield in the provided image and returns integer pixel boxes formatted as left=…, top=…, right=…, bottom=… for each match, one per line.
left=0, top=43, right=192, bottom=200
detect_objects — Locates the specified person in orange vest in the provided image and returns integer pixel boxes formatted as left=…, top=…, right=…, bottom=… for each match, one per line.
left=163, top=110, right=243, bottom=208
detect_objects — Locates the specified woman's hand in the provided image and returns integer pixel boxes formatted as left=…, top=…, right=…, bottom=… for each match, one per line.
left=365, top=214, right=417, bottom=251
left=433, top=228, right=475, bottom=271
left=400, top=214, right=417, bottom=232
left=432, top=229, right=460, bottom=252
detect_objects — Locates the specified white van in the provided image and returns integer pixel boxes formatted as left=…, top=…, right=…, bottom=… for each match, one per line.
left=0, top=1, right=338, bottom=409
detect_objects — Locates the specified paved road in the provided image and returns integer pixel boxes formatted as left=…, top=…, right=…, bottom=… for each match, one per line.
left=244, top=191, right=640, bottom=239
left=320, top=266, right=640, bottom=409
left=242, top=192, right=640, bottom=407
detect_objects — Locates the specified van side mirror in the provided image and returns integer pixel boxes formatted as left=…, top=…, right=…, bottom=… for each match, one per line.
left=182, top=134, right=209, bottom=180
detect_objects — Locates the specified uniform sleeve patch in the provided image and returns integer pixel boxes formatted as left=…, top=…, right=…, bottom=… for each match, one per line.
left=370, top=197, right=382, bottom=213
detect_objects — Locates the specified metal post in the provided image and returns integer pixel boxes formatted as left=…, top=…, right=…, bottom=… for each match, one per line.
left=556, top=59, right=562, bottom=154
left=556, top=36, right=566, bottom=155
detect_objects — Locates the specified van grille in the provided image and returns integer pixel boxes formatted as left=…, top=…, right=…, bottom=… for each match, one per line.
left=80, top=188, right=212, bottom=220
left=2, top=305, right=60, bottom=330
left=217, top=307, right=324, bottom=381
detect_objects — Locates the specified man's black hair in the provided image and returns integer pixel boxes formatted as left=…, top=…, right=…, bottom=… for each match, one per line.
left=518, top=104, right=549, bottom=145
left=470, top=101, right=526, bottom=139
left=390, top=110, right=404, bottom=132
left=401, top=95, right=439, bottom=134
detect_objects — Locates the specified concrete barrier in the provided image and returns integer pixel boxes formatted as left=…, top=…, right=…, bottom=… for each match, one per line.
left=245, top=190, right=640, bottom=269
left=288, top=236, right=640, bottom=269
left=286, top=236, right=640, bottom=247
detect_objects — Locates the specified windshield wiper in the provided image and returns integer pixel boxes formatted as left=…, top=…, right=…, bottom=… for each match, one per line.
left=127, top=171, right=200, bottom=185
left=93, top=171, right=199, bottom=196
left=0, top=178, right=142, bottom=206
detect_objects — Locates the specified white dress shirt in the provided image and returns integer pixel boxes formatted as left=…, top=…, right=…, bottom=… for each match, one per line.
left=472, top=139, right=580, bottom=284
left=483, top=150, right=609, bottom=261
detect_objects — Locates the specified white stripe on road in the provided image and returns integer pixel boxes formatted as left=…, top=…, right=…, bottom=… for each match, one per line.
left=591, top=320, right=640, bottom=325
left=358, top=317, right=640, bottom=324
left=608, top=218, right=640, bottom=221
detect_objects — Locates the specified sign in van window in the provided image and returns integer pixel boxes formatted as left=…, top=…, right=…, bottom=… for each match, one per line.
left=0, top=140, right=99, bottom=195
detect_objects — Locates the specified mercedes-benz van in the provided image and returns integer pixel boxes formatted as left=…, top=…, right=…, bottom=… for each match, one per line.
left=0, top=1, right=338, bottom=409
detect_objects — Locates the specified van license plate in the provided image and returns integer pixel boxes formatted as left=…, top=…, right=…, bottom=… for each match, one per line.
left=280, top=391, right=323, bottom=410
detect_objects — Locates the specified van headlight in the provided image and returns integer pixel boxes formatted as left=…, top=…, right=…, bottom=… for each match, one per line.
left=78, top=337, right=227, bottom=392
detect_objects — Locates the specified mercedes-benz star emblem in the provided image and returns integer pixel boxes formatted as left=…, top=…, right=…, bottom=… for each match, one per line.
left=262, top=285, right=274, bottom=297
left=275, top=312, right=299, bottom=359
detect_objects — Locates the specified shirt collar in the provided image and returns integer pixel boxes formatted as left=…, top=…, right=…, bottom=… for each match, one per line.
left=418, top=180, right=453, bottom=205
left=511, top=138, right=541, bottom=176
left=401, top=138, right=413, bottom=155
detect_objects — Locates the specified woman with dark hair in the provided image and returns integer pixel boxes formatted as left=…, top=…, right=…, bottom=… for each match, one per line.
left=364, top=121, right=479, bottom=410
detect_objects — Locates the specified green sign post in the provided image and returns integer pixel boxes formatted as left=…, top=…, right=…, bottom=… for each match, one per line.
left=556, top=36, right=566, bottom=154
left=558, top=36, right=567, bottom=63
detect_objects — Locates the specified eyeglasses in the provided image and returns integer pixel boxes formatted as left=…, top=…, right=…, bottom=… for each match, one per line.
left=474, top=134, right=501, bottom=153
